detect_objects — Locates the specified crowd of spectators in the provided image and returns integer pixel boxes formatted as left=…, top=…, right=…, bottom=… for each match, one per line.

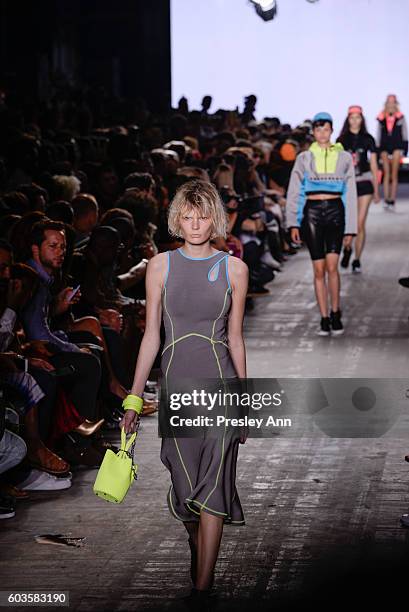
left=0, top=84, right=315, bottom=519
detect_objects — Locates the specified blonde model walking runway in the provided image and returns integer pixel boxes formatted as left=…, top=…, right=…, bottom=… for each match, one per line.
left=120, top=179, right=249, bottom=607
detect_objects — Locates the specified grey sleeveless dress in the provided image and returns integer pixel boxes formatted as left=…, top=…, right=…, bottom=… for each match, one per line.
left=159, top=247, right=245, bottom=525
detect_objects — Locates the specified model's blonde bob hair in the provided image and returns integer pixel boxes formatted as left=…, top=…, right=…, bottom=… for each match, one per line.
left=168, top=179, right=228, bottom=240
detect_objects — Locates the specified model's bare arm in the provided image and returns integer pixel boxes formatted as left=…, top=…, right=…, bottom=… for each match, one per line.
left=120, top=252, right=167, bottom=432
left=227, top=256, right=248, bottom=378
left=370, top=152, right=380, bottom=202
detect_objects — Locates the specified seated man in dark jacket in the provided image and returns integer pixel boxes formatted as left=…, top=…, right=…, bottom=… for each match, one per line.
left=0, top=239, right=68, bottom=474
left=21, top=220, right=102, bottom=424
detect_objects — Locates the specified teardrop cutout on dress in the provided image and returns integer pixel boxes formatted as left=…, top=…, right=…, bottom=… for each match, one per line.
left=208, top=259, right=221, bottom=282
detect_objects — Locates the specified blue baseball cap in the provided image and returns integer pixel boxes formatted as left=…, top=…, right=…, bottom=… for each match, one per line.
left=312, top=112, right=333, bottom=125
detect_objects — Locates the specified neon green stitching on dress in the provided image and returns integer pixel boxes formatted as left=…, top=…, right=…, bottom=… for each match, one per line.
left=161, top=333, right=228, bottom=356
left=169, top=484, right=189, bottom=520
left=186, top=501, right=201, bottom=516
left=186, top=498, right=228, bottom=516
left=186, top=498, right=244, bottom=523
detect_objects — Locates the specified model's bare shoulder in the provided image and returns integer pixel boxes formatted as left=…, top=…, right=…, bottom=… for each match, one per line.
left=146, top=251, right=169, bottom=288
left=147, top=251, right=168, bottom=269
left=227, top=255, right=249, bottom=290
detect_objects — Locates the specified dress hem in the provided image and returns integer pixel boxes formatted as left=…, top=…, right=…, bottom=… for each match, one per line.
left=166, top=484, right=245, bottom=525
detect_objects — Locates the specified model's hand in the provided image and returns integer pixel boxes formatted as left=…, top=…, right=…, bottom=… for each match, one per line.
left=290, top=228, right=301, bottom=244
left=119, top=410, right=139, bottom=434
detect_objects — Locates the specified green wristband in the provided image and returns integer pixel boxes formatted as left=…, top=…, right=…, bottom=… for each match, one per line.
left=122, top=394, right=144, bottom=415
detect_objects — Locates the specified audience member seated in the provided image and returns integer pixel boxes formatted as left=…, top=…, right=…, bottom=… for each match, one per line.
left=71, top=193, right=99, bottom=247
left=21, top=220, right=103, bottom=424
left=0, top=241, right=69, bottom=474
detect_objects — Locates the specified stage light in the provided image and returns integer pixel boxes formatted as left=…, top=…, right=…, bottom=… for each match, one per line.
left=253, top=0, right=276, bottom=7
left=250, top=0, right=277, bottom=21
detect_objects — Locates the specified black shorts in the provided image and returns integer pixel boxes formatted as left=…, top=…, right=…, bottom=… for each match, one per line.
left=300, top=198, right=345, bottom=261
left=380, top=145, right=403, bottom=156
left=357, top=180, right=374, bottom=197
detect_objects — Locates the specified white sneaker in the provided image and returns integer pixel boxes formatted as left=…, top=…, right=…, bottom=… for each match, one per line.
left=17, top=469, right=45, bottom=489
left=20, top=470, right=72, bottom=491
left=28, top=475, right=71, bottom=491
left=0, top=509, right=16, bottom=519
left=260, top=251, right=282, bottom=270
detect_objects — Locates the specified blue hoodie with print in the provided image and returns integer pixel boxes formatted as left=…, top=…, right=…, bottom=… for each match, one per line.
left=286, top=141, right=358, bottom=235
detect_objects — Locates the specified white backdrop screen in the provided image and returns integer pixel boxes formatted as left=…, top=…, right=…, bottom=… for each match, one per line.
left=171, top=0, right=409, bottom=136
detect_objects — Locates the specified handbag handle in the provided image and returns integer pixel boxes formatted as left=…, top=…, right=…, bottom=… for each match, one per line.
left=120, top=427, right=137, bottom=454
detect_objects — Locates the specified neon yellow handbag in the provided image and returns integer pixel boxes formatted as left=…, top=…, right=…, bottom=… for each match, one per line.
left=93, top=426, right=139, bottom=503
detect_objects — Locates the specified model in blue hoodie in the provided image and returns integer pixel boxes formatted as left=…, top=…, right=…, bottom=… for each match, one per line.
left=286, top=141, right=358, bottom=235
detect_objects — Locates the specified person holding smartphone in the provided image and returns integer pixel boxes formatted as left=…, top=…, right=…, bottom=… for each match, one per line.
left=21, top=220, right=102, bottom=426
left=286, top=112, right=358, bottom=336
